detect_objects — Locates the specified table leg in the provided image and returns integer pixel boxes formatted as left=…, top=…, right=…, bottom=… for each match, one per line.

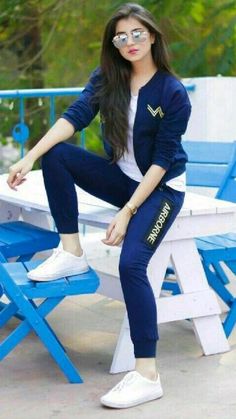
left=21, top=208, right=53, bottom=230
left=171, top=238, right=230, bottom=355
left=0, top=201, right=21, bottom=222
left=110, top=313, right=135, bottom=374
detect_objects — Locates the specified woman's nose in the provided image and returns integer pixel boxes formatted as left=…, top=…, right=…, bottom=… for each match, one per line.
left=126, top=34, right=135, bottom=46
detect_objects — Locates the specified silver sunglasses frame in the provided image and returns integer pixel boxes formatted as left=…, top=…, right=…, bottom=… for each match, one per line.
left=112, top=30, right=148, bottom=49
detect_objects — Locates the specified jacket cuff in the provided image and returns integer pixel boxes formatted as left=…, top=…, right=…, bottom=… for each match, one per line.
left=60, top=115, right=80, bottom=132
left=152, top=158, right=171, bottom=171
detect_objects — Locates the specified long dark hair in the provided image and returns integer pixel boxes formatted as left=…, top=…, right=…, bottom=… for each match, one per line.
left=95, top=3, right=175, bottom=161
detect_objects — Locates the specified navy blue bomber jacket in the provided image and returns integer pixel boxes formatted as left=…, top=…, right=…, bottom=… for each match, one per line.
left=61, top=67, right=191, bottom=185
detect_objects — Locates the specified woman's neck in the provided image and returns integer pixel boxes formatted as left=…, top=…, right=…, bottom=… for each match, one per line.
left=131, top=54, right=157, bottom=77
left=130, top=59, right=158, bottom=95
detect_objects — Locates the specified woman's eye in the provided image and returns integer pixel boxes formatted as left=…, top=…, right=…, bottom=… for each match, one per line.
left=133, top=31, right=141, bottom=38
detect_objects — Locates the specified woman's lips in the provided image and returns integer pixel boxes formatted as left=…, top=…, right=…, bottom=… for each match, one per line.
left=128, top=48, right=139, bottom=54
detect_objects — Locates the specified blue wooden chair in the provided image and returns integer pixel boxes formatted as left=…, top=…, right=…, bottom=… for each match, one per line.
left=0, top=221, right=60, bottom=262
left=163, top=141, right=236, bottom=337
left=0, top=221, right=60, bottom=312
left=0, top=259, right=100, bottom=383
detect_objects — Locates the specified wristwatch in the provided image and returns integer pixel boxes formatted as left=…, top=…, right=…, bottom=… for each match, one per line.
left=125, top=201, right=138, bottom=215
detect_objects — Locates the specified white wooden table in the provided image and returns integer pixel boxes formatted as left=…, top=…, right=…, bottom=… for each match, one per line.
left=1, top=170, right=236, bottom=373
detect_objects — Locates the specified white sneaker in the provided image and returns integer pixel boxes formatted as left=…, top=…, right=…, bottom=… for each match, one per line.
left=27, top=248, right=89, bottom=281
left=100, top=371, right=163, bottom=409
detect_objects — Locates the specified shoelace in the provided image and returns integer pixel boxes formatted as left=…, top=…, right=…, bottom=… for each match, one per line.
left=111, top=372, right=138, bottom=393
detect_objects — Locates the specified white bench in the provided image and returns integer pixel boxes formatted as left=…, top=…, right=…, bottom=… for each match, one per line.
left=1, top=170, right=236, bottom=373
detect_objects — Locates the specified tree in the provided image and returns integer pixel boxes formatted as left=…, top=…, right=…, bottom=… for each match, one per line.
left=0, top=0, right=235, bottom=155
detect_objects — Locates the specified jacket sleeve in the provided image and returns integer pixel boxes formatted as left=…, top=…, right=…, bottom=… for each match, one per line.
left=152, top=84, right=191, bottom=171
left=61, top=67, right=100, bottom=132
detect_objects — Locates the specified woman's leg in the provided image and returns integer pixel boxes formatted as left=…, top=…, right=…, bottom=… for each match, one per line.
left=101, top=185, right=185, bottom=409
left=119, top=185, right=185, bottom=379
left=41, top=142, right=130, bottom=234
left=27, top=142, right=131, bottom=281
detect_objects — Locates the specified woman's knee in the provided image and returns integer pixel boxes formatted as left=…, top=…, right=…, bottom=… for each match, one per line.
left=41, top=143, right=67, bottom=168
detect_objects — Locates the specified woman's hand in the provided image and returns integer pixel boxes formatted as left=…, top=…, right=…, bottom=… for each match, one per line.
left=7, top=156, right=35, bottom=190
left=102, top=206, right=132, bottom=246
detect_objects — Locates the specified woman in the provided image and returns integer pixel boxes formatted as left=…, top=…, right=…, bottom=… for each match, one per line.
left=7, top=3, right=191, bottom=409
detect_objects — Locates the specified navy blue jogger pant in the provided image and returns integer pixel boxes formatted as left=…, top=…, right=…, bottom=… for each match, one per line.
left=41, top=143, right=185, bottom=358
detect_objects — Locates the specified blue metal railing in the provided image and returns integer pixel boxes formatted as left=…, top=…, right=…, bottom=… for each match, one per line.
left=0, top=88, right=84, bottom=157
left=0, top=83, right=196, bottom=156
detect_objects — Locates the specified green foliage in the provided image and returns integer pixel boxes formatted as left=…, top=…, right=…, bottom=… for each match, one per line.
left=0, top=0, right=236, bottom=155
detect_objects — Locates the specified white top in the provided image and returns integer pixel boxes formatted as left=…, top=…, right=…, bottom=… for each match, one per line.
left=117, top=94, right=143, bottom=182
left=117, top=94, right=186, bottom=192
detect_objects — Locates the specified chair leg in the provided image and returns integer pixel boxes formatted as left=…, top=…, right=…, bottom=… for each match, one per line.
left=0, top=267, right=84, bottom=383
left=30, top=298, right=67, bottom=351
left=202, top=262, right=234, bottom=307
left=223, top=300, right=236, bottom=337
left=225, top=260, right=236, bottom=275
left=0, top=252, right=6, bottom=299
left=0, top=301, right=19, bottom=327
left=0, top=298, right=63, bottom=360
left=0, top=287, right=25, bottom=320
left=211, top=261, right=230, bottom=285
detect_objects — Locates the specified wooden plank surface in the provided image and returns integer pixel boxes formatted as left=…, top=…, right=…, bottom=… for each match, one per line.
left=1, top=170, right=236, bottom=212
left=0, top=170, right=236, bottom=240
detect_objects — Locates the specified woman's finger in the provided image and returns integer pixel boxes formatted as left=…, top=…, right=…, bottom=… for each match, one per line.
left=103, top=230, right=123, bottom=246
left=105, top=220, right=116, bottom=240
left=11, top=173, right=26, bottom=189
left=112, top=233, right=124, bottom=246
left=102, top=231, right=116, bottom=245
left=7, top=172, right=17, bottom=188
left=15, top=178, right=26, bottom=186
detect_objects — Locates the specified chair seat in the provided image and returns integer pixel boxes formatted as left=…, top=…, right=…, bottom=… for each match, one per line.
left=0, top=260, right=100, bottom=383
left=3, top=260, right=100, bottom=298
left=0, top=221, right=59, bottom=259
left=196, top=233, right=236, bottom=267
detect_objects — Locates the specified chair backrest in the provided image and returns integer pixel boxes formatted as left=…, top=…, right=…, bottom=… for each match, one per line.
left=183, top=140, right=236, bottom=203
left=183, top=141, right=235, bottom=188
left=216, top=143, right=236, bottom=203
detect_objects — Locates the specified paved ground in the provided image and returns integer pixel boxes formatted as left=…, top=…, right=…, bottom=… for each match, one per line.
left=0, top=240, right=236, bottom=419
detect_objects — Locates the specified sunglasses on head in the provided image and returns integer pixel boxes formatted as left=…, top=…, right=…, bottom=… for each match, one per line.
left=112, top=30, right=148, bottom=49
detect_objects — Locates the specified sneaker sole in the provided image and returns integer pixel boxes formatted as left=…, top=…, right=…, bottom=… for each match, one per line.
left=27, top=266, right=90, bottom=282
left=100, top=390, right=163, bottom=409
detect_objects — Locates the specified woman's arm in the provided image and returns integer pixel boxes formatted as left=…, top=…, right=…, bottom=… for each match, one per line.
left=102, top=164, right=166, bottom=246
left=26, top=118, right=75, bottom=161
left=7, top=68, right=101, bottom=190
left=124, top=164, right=166, bottom=210
left=7, top=118, right=75, bottom=189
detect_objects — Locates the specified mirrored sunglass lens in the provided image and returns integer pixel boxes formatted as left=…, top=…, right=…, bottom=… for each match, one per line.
left=132, top=31, right=147, bottom=42
left=113, top=34, right=128, bottom=48
left=132, top=31, right=142, bottom=40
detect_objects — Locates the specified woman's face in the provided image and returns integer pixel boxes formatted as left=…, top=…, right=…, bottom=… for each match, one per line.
left=113, top=17, right=155, bottom=64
